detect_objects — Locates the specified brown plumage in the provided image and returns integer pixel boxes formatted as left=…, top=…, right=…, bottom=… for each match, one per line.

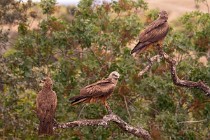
left=69, top=71, right=120, bottom=111
left=131, top=11, right=169, bottom=54
left=36, top=77, right=57, bottom=135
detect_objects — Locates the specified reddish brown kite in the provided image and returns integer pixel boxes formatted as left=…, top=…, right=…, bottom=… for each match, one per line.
left=36, top=77, right=57, bottom=135
left=69, top=71, right=120, bottom=112
left=131, top=11, right=169, bottom=54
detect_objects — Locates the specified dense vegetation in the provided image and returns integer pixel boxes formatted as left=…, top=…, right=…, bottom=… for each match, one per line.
left=0, top=0, right=209, bottom=139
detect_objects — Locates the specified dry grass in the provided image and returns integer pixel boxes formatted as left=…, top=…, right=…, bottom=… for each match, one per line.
left=145, top=0, right=209, bottom=21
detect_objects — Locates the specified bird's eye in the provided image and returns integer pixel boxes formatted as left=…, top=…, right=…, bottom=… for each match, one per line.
left=113, top=74, right=119, bottom=79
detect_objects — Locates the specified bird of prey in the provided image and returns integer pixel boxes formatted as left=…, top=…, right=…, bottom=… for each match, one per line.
left=131, top=11, right=169, bottom=54
left=69, top=71, right=120, bottom=113
left=36, top=77, right=57, bottom=135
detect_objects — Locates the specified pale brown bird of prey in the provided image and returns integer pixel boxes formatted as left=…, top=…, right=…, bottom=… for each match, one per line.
left=69, top=71, right=120, bottom=113
left=36, top=77, right=57, bottom=135
left=131, top=11, right=169, bottom=54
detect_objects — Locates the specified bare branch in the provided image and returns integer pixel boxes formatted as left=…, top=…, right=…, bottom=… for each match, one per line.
left=137, top=45, right=210, bottom=96
left=156, top=45, right=210, bottom=96
left=177, top=119, right=207, bottom=124
left=54, top=113, right=151, bottom=140
left=123, top=95, right=131, bottom=120
left=138, top=55, right=160, bottom=77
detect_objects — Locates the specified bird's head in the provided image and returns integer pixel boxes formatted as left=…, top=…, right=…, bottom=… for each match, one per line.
left=41, top=77, right=53, bottom=89
left=108, top=71, right=120, bottom=80
left=158, top=11, right=168, bottom=20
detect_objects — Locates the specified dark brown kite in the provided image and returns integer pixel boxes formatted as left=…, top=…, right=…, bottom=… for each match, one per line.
left=131, top=11, right=169, bottom=54
left=69, top=71, right=120, bottom=112
left=36, top=77, right=57, bottom=135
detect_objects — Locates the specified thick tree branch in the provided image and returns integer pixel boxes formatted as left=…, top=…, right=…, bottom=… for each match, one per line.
left=156, top=45, right=210, bottom=96
left=54, top=113, right=151, bottom=140
left=137, top=45, right=210, bottom=96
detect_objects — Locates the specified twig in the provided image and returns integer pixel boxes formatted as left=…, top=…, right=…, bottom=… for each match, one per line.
left=54, top=113, right=151, bottom=140
left=156, top=45, right=210, bottom=96
left=128, top=94, right=142, bottom=105
left=177, top=119, right=207, bottom=124
left=89, top=47, right=103, bottom=66
left=123, top=95, right=131, bottom=120
left=78, top=104, right=87, bottom=119
left=138, top=55, right=160, bottom=77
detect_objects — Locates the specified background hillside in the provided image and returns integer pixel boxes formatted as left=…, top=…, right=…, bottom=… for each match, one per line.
left=146, top=0, right=209, bottom=21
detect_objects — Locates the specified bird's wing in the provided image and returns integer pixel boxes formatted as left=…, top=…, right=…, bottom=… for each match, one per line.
left=36, top=91, right=57, bottom=120
left=51, top=91, right=57, bottom=111
left=139, top=19, right=167, bottom=42
left=80, top=78, right=115, bottom=98
left=36, top=92, right=43, bottom=119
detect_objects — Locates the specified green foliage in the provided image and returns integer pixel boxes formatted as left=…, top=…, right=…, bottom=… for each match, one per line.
left=145, top=9, right=159, bottom=23
left=0, top=0, right=209, bottom=139
left=40, top=0, right=56, bottom=15
left=180, top=11, right=210, bottom=52
left=0, top=0, right=32, bottom=24
left=0, top=0, right=32, bottom=49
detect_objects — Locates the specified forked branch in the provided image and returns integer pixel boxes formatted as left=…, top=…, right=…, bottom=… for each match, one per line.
left=54, top=113, right=151, bottom=140
left=138, top=45, right=210, bottom=96
left=138, top=55, right=161, bottom=77
left=156, top=45, right=210, bottom=96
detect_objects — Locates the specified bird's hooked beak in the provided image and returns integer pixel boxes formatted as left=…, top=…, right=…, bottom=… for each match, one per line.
left=109, top=71, right=120, bottom=80
left=113, top=74, right=119, bottom=80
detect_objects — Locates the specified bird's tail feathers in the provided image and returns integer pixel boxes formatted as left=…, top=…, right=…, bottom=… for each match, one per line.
left=69, top=95, right=89, bottom=105
left=131, top=42, right=148, bottom=54
left=38, top=119, right=53, bottom=135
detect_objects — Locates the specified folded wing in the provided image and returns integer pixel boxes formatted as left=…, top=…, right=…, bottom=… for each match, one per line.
left=131, top=19, right=169, bottom=54
left=69, top=78, right=115, bottom=105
